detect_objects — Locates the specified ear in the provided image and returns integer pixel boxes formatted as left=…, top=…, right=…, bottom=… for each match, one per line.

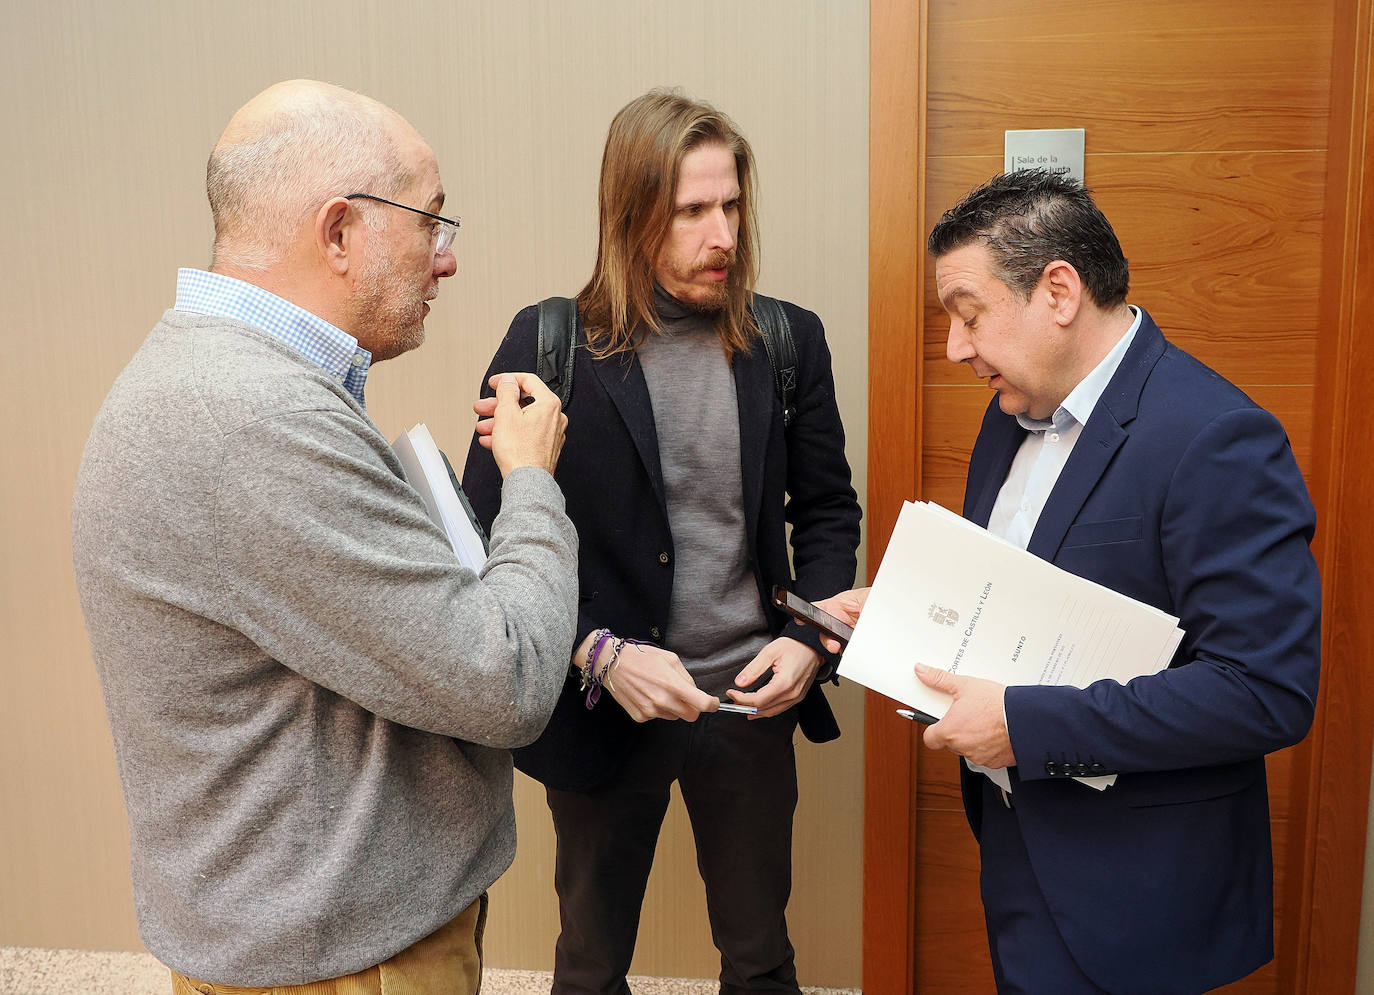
left=315, top=197, right=356, bottom=276
left=1039, top=260, right=1082, bottom=326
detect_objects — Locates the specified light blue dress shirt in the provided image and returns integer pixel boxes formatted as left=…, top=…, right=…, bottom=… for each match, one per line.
left=987, top=306, right=1142, bottom=551
left=174, top=268, right=372, bottom=408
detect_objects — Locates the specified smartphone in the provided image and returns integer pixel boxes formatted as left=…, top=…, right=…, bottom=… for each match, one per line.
left=771, top=586, right=855, bottom=645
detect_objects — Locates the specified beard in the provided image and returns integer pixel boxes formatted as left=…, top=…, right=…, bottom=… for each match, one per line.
left=664, top=249, right=735, bottom=314
left=353, top=251, right=428, bottom=362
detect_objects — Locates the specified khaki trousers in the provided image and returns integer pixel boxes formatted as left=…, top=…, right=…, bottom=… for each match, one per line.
left=169, top=893, right=486, bottom=995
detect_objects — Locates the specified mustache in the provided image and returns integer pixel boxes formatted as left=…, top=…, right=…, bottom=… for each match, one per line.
left=697, top=250, right=736, bottom=273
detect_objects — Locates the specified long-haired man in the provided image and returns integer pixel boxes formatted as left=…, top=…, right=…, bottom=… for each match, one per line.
left=464, top=89, right=861, bottom=994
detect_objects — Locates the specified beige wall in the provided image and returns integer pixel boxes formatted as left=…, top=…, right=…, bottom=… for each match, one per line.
left=0, top=0, right=868, bottom=986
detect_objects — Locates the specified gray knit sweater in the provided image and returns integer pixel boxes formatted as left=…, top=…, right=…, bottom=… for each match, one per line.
left=71, top=311, right=578, bottom=985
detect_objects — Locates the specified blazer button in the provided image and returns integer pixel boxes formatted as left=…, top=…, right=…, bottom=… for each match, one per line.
left=1075, top=763, right=1090, bottom=777
left=650, top=626, right=661, bottom=639
left=1044, top=761, right=1059, bottom=777
left=658, top=552, right=670, bottom=564
left=1090, top=763, right=1105, bottom=776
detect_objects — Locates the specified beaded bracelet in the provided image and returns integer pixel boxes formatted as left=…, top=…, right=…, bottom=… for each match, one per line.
left=583, top=632, right=656, bottom=709
left=585, top=636, right=625, bottom=709
left=579, top=628, right=613, bottom=693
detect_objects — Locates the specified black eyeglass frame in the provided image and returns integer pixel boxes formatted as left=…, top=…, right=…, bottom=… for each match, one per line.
left=343, top=193, right=461, bottom=252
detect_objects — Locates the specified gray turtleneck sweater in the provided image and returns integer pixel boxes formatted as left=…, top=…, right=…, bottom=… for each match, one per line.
left=635, top=288, right=772, bottom=695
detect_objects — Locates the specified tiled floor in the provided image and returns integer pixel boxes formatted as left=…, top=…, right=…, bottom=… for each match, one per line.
left=0, top=948, right=861, bottom=995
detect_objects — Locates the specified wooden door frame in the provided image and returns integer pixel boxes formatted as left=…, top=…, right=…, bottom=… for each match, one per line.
left=1278, top=0, right=1374, bottom=990
left=864, top=0, right=927, bottom=991
left=862, top=0, right=1374, bottom=990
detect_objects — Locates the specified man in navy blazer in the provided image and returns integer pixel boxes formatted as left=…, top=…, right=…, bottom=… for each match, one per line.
left=822, top=170, right=1320, bottom=994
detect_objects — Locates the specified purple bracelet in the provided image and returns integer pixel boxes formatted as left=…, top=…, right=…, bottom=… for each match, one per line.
left=584, top=634, right=657, bottom=709
left=580, top=629, right=613, bottom=693
left=585, top=637, right=624, bottom=709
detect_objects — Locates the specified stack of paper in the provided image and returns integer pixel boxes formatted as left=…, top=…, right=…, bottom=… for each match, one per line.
left=390, top=424, right=488, bottom=573
left=838, top=501, right=1184, bottom=788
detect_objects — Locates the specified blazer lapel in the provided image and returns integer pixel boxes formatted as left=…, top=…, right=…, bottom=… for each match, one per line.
left=734, top=343, right=774, bottom=543
left=590, top=349, right=668, bottom=516
left=1027, top=414, right=1127, bottom=560
left=1027, top=311, right=1167, bottom=560
left=586, top=320, right=778, bottom=526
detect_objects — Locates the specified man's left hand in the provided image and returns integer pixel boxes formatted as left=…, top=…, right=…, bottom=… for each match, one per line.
left=726, top=637, right=821, bottom=718
left=916, top=664, right=1016, bottom=768
left=814, top=586, right=869, bottom=654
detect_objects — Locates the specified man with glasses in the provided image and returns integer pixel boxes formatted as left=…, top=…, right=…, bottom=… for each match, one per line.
left=71, top=79, right=577, bottom=993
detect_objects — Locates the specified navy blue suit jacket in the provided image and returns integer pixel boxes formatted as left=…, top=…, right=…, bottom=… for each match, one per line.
left=959, top=310, right=1321, bottom=994
left=462, top=300, right=861, bottom=791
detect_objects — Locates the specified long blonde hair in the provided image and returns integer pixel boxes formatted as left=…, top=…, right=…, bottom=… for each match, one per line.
left=577, top=89, right=760, bottom=360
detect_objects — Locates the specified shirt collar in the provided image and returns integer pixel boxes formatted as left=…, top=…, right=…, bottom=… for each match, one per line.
left=174, top=268, right=372, bottom=407
left=1015, top=305, right=1142, bottom=433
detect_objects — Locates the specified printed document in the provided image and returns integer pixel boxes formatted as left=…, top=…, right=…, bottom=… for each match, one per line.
left=838, top=501, right=1184, bottom=790
left=391, top=424, right=488, bottom=573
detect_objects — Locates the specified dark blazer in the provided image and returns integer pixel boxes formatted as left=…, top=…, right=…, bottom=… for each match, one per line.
left=462, top=299, right=861, bottom=792
left=960, top=310, right=1321, bottom=995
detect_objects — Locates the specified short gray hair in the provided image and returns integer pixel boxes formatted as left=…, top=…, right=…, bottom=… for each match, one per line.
left=207, top=84, right=411, bottom=270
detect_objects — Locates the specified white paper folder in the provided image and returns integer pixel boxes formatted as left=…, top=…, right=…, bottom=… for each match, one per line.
left=390, top=423, right=489, bottom=573
left=838, top=501, right=1184, bottom=790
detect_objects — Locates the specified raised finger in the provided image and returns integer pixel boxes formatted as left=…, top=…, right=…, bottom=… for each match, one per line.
left=488, top=370, right=558, bottom=405
left=492, top=374, right=522, bottom=413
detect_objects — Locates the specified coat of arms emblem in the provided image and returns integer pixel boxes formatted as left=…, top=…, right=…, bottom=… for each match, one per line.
left=928, top=604, right=959, bottom=626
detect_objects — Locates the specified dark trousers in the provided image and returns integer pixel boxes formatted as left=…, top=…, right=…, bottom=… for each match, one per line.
left=977, top=778, right=1112, bottom=994
left=545, top=710, right=801, bottom=995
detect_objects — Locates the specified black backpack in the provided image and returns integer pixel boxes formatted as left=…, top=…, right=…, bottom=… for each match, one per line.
left=534, top=294, right=800, bottom=426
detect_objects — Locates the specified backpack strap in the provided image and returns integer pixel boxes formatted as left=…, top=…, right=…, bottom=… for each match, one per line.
left=536, top=296, right=579, bottom=406
left=536, top=293, right=799, bottom=425
left=751, top=293, right=798, bottom=427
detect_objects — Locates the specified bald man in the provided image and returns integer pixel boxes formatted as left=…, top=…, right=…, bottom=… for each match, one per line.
left=71, top=80, right=578, bottom=993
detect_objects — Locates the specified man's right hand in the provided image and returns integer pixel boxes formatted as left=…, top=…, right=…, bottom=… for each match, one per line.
left=472, top=372, right=567, bottom=477
left=609, top=643, right=720, bottom=721
left=573, top=630, right=718, bottom=722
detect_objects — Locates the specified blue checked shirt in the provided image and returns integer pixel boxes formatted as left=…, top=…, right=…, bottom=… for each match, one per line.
left=174, top=268, right=372, bottom=407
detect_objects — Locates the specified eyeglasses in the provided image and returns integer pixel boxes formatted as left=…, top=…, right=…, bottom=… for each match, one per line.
left=344, top=193, right=461, bottom=256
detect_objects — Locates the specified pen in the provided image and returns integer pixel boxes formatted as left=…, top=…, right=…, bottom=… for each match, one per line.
left=896, top=707, right=940, bottom=725
left=718, top=702, right=759, bottom=715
